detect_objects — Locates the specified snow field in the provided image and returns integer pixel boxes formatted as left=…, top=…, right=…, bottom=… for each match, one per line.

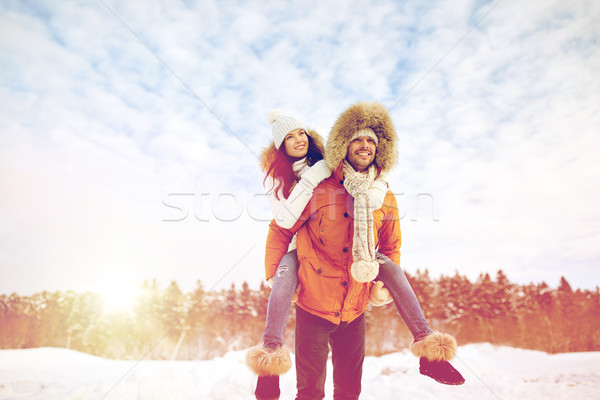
left=0, top=344, right=599, bottom=400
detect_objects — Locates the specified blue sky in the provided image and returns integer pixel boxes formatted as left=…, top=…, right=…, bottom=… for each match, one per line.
left=1, top=0, right=599, bottom=297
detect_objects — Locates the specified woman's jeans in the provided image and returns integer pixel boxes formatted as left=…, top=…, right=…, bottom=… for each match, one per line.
left=376, top=253, right=433, bottom=341
left=262, top=249, right=432, bottom=348
left=263, top=249, right=298, bottom=348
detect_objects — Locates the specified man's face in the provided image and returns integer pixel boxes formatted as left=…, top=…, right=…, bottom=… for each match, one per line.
left=346, top=136, right=377, bottom=172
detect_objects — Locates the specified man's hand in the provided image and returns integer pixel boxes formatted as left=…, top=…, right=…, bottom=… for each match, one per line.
left=292, top=282, right=301, bottom=303
left=369, top=280, right=393, bottom=306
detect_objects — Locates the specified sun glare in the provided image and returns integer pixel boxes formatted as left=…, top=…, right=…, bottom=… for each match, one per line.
left=99, top=279, right=144, bottom=313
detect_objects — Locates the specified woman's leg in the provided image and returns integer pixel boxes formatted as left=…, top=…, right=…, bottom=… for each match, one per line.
left=375, top=253, right=432, bottom=341
left=375, top=253, right=465, bottom=385
left=263, top=249, right=298, bottom=348
left=249, top=250, right=298, bottom=399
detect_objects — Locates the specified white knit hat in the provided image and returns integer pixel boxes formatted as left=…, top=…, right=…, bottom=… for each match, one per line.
left=350, top=128, right=379, bottom=145
left=267, top=109, right=308, bottom=149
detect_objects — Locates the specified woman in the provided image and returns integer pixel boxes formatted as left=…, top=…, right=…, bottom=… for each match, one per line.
left=248, top=110, right=464, bottom=400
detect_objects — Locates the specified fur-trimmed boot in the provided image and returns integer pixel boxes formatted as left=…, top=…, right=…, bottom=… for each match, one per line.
left=255, top=375, right=280, bottom=400
left=247, top=345, right=292, bottom=400
left=411, top=331, right=465, bottom=386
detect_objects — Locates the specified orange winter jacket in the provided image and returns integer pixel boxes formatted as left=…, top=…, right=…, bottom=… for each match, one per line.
left=265, top=163, right=401, bottom=325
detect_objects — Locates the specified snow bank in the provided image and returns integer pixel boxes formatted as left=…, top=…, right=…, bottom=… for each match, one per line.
left=0, top=344, right=599, bottom=400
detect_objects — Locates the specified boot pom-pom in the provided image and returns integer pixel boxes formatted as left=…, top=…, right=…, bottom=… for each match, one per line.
left=247, top=345, right=292, bottom=376
left=411, top=331, right=457, bottom=362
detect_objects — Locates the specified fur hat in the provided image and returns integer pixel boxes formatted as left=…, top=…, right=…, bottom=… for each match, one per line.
left=325, top=101, right=397, bottom=172
left=267, top=110, right=308, bottom=150
left=259, top=128, right=325, bottom=173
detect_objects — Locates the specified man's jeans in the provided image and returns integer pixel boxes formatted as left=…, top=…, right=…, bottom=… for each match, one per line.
left=263, top=250, right=298, bottom=348
left=295, top=306, right=365, bottom=400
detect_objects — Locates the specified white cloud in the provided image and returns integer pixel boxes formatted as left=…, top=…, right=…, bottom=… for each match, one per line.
left=0, top=0, right=599, bottom=296
left=389, top=0, right=600, bottom=288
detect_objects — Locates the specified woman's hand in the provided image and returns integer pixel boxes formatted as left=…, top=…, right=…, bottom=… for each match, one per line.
left=300, top=159, right=331, bottom=188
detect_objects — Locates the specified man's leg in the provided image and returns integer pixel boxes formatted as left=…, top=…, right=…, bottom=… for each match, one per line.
left=295, top=306, right=335, bottom=400
left=329, top=313, right=366, bottom=400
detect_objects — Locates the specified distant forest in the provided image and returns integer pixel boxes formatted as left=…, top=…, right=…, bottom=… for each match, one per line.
left=1, top=270, right=599, bottom=360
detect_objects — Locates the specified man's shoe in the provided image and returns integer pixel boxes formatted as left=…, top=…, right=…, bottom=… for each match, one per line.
left=419, top=357, right=465, bottom=385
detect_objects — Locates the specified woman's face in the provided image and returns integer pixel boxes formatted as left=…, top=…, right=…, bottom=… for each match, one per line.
left=283, top=129, right=309, bottom=158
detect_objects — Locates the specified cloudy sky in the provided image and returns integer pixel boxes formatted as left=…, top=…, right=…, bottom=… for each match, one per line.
left=1, top=0, right=599, bottom=298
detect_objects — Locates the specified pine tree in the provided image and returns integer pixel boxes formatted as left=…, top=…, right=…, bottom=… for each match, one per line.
left=162, top=281, right=186, bottom=359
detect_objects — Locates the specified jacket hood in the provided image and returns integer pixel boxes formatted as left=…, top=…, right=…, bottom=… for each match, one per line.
left=325, top=101, right=397, bottom=172
left=259, top=128, right=325, bottom=173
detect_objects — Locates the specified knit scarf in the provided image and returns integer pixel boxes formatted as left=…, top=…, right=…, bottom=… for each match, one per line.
left=342, top=160, right=380, bottom=282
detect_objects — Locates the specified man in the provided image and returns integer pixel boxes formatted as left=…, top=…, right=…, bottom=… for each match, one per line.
left=264, top=101, right=401, bottom=399
left=264, top=102, right=464, bottom=399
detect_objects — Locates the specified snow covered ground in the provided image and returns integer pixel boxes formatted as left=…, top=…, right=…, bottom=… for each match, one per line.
left=0, top=344, right=599, bottom=400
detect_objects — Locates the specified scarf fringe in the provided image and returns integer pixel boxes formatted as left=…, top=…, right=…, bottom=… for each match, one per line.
left=351, top=260, right=380, bottom=283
